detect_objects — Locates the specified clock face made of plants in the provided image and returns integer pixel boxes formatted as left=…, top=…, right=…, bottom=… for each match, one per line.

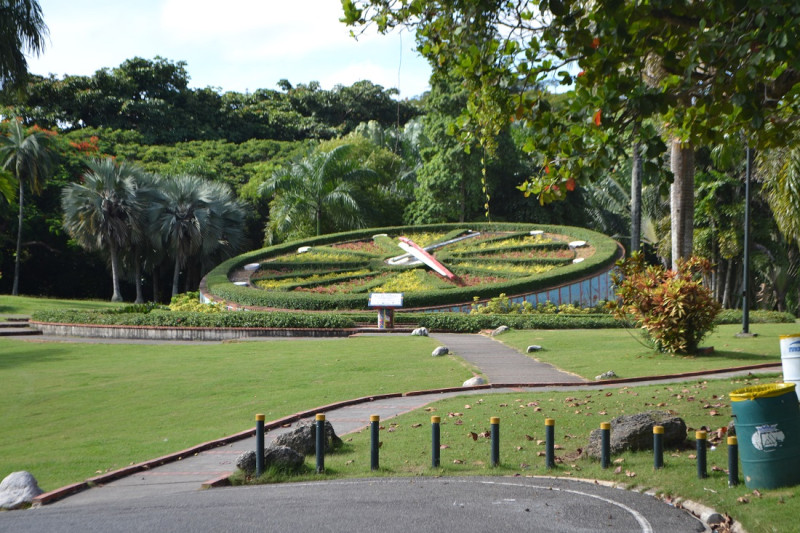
left=232, top=225, right=611, bottom=310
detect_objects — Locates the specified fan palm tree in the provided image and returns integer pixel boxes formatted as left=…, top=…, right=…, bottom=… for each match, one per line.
left=0, top=0, right=48, bottom=88
left=0, top=118, right=54, bottom=295
left=150, top=174, right=245, bottom=297
left=61, top=157, right=147, bottom=302
left=259, top=144, right=374, bottom=242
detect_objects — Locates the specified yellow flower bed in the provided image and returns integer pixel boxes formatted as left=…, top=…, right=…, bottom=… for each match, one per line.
left=455, top=261, right=555, bottom=275
left=373, top=269, right=443, bottom=293
left=255, top=269, right=371, bottom=290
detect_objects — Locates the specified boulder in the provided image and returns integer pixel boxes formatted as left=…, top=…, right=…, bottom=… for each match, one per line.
left=432, top=346, right=449, bottom=357
left=595, top=370, right=617, bottom=380
left=585, top=411, right=687, bottom=459
left=491, top=325, right=509, bottom=336
left=235, top=445, right=305, bottom=476
left=462, top=376, right=486, bottom=387
left=264, top=445, right=305, bottom=471
left=275, top=421, right=343, bottom=455
left=526, top=345, right=543, bottom=353
left=0, top=471, right=43, bottom=510
left=411, top=327, right=429, bottom=337
left=235, top=450, right=257, bottom=474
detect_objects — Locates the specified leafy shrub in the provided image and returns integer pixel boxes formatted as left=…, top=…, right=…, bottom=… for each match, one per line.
left=609, top=253, right=721, bottom=354
left=169, top=292, right=223, bottom=313
left=31, top=309, right=356, bottom=329
left=413, top=312, right=622, bottom=333
left=470, top=294, right=610, bottom=315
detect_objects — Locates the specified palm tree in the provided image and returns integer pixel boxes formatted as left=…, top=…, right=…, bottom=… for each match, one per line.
left=0, top=118, right=54, bottom=295
left=259, top=144, right=374, bottom=242
left=0, top=0, right=48, bottom=88
left=61, top=157, right=147, bottom=302
left=149, top=174, right=245, bottom=297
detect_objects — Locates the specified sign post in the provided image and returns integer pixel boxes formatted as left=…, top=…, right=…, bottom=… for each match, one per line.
left=368, top=292, right=403, bottom=329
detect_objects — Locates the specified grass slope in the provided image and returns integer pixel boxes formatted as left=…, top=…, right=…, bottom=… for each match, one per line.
left=498, top=323, right=792, bottom=379
left=0, top=295, right=123, bottom=316
left=0, top=336, right=474, bottom=491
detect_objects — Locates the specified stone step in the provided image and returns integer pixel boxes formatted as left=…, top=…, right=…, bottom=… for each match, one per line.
left=0, top=321, right=30, bottom=328
left=0, top=326, right=41, bottom=336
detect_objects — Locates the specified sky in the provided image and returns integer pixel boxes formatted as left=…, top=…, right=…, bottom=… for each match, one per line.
left=26, top=0, right=433, bottom=99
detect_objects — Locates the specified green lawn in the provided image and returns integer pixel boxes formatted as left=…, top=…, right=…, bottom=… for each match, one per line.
left=0, top=335, right=474, bottom=491
left=0, top=295, right=124, bottom=316
left=318, top=374, right=797, bottom=533
left=498, top=323, right=793, bottom=380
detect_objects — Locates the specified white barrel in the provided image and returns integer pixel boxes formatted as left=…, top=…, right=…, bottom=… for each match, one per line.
left=780, top=334, right=800, bottom=401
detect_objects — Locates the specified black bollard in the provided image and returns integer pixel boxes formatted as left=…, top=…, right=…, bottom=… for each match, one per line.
left=370, top=415, right=380, bottom=471
left=727, top=436, right=739, bottom=487
left=545, top=418, right=555, bottom=469
left=431, top=416, right=441, bottom=468
left=696, top=430, right=708, bottom=479
left=316, top=414, right=325, bottom=474
left=490, top=417, right=500, bottom=467
left=653, top=425, right=664, bottom=470
left=255, top=413, right=265, bottom=477
left=600, top=422, right=611, bottom=469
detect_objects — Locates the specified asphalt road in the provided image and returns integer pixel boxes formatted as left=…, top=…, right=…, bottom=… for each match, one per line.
left=1, top=477, right=704, bottom=533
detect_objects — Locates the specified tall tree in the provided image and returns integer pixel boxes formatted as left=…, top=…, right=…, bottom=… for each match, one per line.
left=343, top=0, right=800, bottom=267
left=0, top=118, right=54, bottom=295
left=259, top=144, right=374, bottom=242
left=0, top=0, right=48, bottom=89
left=149, top=174, right=245, bottom=297
left=61, top=157, right=147, bottom=302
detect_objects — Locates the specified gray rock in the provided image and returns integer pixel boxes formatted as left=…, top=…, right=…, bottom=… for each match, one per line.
left=0, top=471, right=43, bottom=510
left=264, top=445, right=305, bottom=471
left=411, top=327, right=429, bottom=336
left=491, top=325, right=509, bottom=336
left=526, top=345, right=543, bottom=353
left=462, top=376, right=486, bottom=387
left=585, top=411, right=687, bottom=459
left=275, top=421, right=343, bottom=455
left=235, top=446, right=305, bottom=476
left=595, top=370, right=617, bottom=380
left=432, top=346, right=449, bottom=357
left=235, top=450, right=257, bottom=474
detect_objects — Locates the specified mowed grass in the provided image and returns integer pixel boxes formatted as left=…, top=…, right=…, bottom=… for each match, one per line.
left=0, top=295, right=124, bottom=316
left=319, top=374, right=798, bottom=533
left=0, top=335, right=476, bottom=491
left=498, top=323, right=793, bottom=380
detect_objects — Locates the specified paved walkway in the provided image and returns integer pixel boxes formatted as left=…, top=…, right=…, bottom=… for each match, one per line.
left=430, top=333, right=585, bottom=384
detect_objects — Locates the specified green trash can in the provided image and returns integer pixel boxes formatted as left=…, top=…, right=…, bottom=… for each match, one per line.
left=729, top=383, right=800, bottom=489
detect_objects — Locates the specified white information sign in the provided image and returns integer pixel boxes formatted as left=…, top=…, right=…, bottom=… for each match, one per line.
left=369, top=292, right=404, bottom=308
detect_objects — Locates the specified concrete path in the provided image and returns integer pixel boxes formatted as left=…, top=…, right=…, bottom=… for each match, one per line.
left=430, top=332, right=585, bottom=384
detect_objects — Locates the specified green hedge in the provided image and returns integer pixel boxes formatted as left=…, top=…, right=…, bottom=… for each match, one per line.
left=204, top=223, right=622, bottom=311
left=31, top=309, right=356, bottom=329
left=30, top=308, right=795, bottom=332
left=714, top=309, right=797, bottom=325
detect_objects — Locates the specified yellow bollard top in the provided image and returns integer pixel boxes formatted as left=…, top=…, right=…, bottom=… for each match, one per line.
left=431, top=416, right=441, bottom=423
left=600, top=422, right=611, bottom=430
left=696, top=430, right=707, bottom=440
left=490, top=417, right=500, bottom=424
left=727, top=436, right=738, bottom=445
left=653, top=425, right=664, bottom=434
left=545, top=418, right=555, bottom=426
left=255, top=414, right=265, bottom=422
left=316, top=413, right=326, bottom=421
left=370, top=415, right=380, bottom=422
